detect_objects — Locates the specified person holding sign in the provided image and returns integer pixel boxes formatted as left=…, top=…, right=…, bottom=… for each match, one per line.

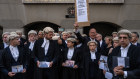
left=62, top=38, right=81, bottom=79
left=84, top=41, right=100, bottom=79
left=74, top=22, right=100, bottom=53
left=108, top=29, right=140, bottom=78
left=0, top=32, right=27, bottom=79
left=32, top=27, right=59, bottom=79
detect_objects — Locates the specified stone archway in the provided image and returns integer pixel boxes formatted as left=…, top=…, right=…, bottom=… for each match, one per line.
left=23, top=21, right=61, bottom=38
left=83, top=22, right=122, bottom=38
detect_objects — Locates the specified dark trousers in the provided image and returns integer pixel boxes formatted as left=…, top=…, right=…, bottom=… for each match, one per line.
left=4, top=73, right=25, bottom=79
left=34, top=66, right=56, bottom=79
left=78, top=68, right=85, bottom=79
left=26, top=59, right=34, bottom=79
left=62, top=67, right=78, bottom=79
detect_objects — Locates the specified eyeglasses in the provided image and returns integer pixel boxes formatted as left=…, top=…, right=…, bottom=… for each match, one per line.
left=119, top=37, right=128, bottom=39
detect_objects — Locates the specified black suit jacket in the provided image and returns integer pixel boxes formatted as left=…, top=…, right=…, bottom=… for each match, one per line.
left=108, top=44, right=140, bottom=79
left=61, top=38, right=67, bottom=48
left=136, top=43, right=140, bottom=47
left=0, top=43, right=4, bottom=50
left=84, top=51, right=100, bottom=79
left=0, top=46, right=27, bottom=76
left=32, top=38, right=59, bottom=66
left=75, top=44, right=84, bottom=69
left=100, top=40, right=107, bottom=52
left=0, top=50, right=4, bottom=79
left=24, top=41, right=35, bottom=66
left=19, top=38, right=26, bottom=47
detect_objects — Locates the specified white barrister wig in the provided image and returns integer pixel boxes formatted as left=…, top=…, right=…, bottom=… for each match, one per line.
left=113, top=37, right=119, bottom=41
left=16, top=30, right=22, bottom=33
left=43, top=27, right=54, bottom=33
left=54, top=33, right=59, bottom=36
left=52, top=36, right=60, bottom=40
left=2, top=32, right=10, bottom=37
left=38, top=30, right=44, bottom=34
left=62, top=31, right=68, bottom=35
left=28, top=30, right=37, bottom=36
left=22, top=35, right=26, bottom=39
left=10, top=32, right=17, bottom=35
left=112, top=32, right=118, bottom=35
left=82, top=34, right=87, bottom=37
left=118, top=29, right=132, bottom=38
left=67, top=38, right=76, bottom=43
left=87, top=41, right=98, bottom=46
left=67, top=31, right=73, bottom=34
left=8, top=33, right=19, bottom=41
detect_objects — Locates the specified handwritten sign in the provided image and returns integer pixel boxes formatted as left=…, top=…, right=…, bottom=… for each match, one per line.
left=75, top=0, right=90, bottom=27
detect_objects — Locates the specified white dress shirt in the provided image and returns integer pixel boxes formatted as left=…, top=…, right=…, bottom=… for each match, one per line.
left=67, top=48, right=74, bottom=60
left=132, top=42, right=137, bottom=46
left=4, top=42, right=8, bottom=48
left=100, top=40, right=103, bottom=47
left=65, top=40, right=67, bottom=44
left=41, top=38, right=50, bottom=55
left=76, top=43, right=82, bottom=48
left=120, top=43, right=131, bottom=78
left=90, top=51, right=96, bottom=60
left=29, top=41, right=35, bottom=51
left=90, top=38, right=96, bottom=42
left=120, top=43, right=131, bottom=57
left=9, top=45, right=19, bottom=61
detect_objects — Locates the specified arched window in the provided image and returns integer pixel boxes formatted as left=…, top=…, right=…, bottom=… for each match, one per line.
left=23, top=21, right=61, bottom=37
left=83, top=21, right=122, bottom=38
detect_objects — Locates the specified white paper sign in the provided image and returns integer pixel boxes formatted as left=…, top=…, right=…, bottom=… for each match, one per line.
left=100, top=55, right=108, bottom=63
left=12, top=65, right=23, bottom=73
left=39, top=61, right=50, bottom=68
left=76, top=0, right=88, bottom=22
left=117, top=57, right=125, bottom=67
left=105, top=72, right=113, bottom=79
left=64, top=60, right=75, bottom=67
left=104, top=63, right=109, bottom=71
left=99, top=62, right=104, bottom=70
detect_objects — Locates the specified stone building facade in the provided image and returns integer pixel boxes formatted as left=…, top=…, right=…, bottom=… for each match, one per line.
left=0, top=0, right=140, bottom=40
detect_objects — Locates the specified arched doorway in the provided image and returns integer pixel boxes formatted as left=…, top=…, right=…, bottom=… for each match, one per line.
left=23, top=21, right=61, bottom=38
left=83, top=22, right=122, bottom=38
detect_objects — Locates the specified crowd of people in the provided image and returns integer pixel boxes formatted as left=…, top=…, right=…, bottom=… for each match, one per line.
left=0, top=22, right=140, bottom=79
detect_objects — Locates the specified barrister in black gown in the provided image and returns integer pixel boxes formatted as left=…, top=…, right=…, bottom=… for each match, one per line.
left=108, top=29, right=140, bottom=79
left=84, top=41, right=100, bottom=79
left=62, top=38, right=81, bottom=79
left=0, top=33, right=27, bottom=79
left=52, top=36, right=67, bottom=79
left=75, top=37, right=85, bottom=79
left=24, top=30, right=37, bottom=79
left=32, top=27, right=59, bottom=79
